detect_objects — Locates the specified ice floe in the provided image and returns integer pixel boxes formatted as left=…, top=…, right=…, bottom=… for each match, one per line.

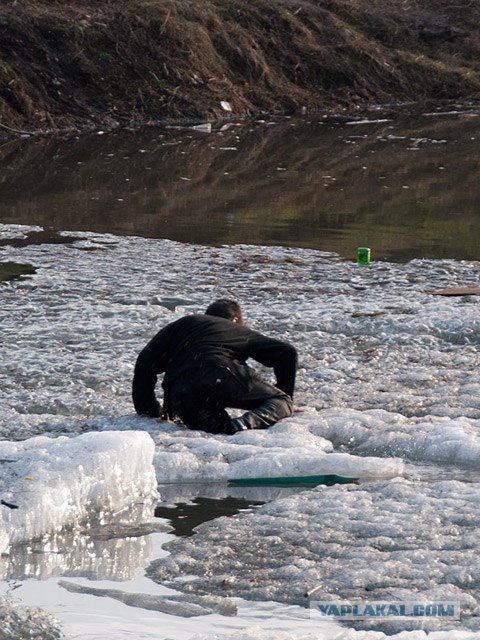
left=149, top=477, right=480, bottom=633
left=0, top=230, right=479, bottom=434
left=306, top=408, right=480, bottom=469
left=0, top=596, right=62, bottom=639
left=59, top=579, right=237, bottom=617
left=146, top=418, right=404, bottom=483
left=0, top=431, right=158, bottom=554
left=188, top=627, right=480, bottom=640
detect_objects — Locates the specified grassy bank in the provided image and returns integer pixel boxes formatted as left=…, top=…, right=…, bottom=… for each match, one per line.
left=1, top=0, right=480, bottom=136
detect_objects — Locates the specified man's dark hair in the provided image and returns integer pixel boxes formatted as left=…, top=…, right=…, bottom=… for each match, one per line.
left=205, top=299, right=243, bottom=324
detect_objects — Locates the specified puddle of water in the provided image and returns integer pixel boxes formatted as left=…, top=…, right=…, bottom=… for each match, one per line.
left=0, top=261, right=36, bottom=283
left=1, top=112, right=480, bottom=262
left=9, top=569, right=333, bottom=640
left=154, top=496, right=264, bottom=538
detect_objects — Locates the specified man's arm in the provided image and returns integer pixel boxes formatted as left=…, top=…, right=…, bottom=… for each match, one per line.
left=132, top=351, right=161, bottom=417
left=246, top=332, right=298, bottom=398
left=272, top=342, right=297, bottom=397
left=132, top=323, right=174, bottom=417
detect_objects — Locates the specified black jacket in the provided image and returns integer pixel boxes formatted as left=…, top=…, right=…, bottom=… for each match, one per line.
left=132, top=314, right=297, bottom=417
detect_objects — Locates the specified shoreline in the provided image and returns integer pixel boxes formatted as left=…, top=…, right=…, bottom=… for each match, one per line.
left=1, top=0, right=480, bottom=140
left=2, top=97, right=479, bottom=142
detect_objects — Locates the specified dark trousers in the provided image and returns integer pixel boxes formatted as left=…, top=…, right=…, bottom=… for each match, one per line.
left=167, top=365, right=293, bottom=434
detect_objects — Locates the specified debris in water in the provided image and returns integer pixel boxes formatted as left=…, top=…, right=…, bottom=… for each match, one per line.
left=191, top=123, right=212, bottom=133
left=430, top=287, right=480, bottom=296
left=1, top=499, right=19, bottom=509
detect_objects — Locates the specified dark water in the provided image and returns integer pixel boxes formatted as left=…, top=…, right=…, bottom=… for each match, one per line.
left=0, top=261, right=36, bottom=283
left=154, top=496, right=264, bottom=537
left=1, top=109, right=480, bottom=262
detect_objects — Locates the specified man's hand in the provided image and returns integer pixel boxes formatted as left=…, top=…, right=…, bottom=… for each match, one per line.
left=293, top=406, right=313, bottom=413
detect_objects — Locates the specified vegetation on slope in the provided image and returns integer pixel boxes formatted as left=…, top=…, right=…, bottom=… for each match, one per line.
left=1, top=0, right=480, bottom=135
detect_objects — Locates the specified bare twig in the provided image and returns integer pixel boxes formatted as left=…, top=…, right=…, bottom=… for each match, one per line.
left=0, top=121, right=35, bottom=136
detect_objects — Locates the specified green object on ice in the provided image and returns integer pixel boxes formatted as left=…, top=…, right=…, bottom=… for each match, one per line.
left=356, top=247, right=371, bottom=265
left=229, top=474, right=358, bottom=487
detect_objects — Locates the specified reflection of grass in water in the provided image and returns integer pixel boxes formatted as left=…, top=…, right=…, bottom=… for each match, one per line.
left=1, top=115, right=480, bottom=261
left=0, top=262, right=36, bottom=283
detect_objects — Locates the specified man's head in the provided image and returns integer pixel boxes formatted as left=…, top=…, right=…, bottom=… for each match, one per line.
left=205, top=299, right=243, bottom=324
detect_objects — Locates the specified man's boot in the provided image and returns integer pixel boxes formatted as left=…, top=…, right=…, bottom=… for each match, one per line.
left=224, top=396, right=293, bottom=435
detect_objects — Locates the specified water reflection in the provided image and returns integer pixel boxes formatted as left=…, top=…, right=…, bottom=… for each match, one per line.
left=0, top=487, right=293, bottom=582
left=155, top=496, right=264, bottom=537
left=1, top=112, right=479, bottom=261
left=0, top=526, right=154, bottom=582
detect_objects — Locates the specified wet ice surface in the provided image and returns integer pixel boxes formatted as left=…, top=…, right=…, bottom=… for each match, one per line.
left=190, top=630, right=480, bottom=640
left=0, top=597, right=62, bottom=640
left=150, top=477, right=480, bottom=633
left=0, top=224, right=480, bottom=637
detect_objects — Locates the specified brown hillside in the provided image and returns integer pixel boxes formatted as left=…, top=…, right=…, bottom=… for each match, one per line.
left=1, top=0, right=480, bottom=136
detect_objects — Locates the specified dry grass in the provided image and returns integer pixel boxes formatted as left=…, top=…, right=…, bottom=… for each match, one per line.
left=1, top=0, right=480, bottom=135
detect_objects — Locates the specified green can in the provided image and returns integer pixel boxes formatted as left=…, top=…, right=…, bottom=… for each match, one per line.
left=356, top=247, right=371, bottom=265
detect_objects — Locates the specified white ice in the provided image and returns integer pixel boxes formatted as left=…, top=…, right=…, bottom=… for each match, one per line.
left=138, top=418, right=404, bottom=483
left=0, top=224, right=43, bottom=241
left=0, top=596, right=62, bottom=640
left=0, top=431, right=158, bottom=555
left=303, top=408, right=480, bottom=469
left=189, top=627, right=480, bottom=640
left=151, top=477, right=480, bottom=633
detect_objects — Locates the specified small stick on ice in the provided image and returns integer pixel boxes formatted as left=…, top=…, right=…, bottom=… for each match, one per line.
left=305, top=584, right=322, bottom=598
left=1, top=499, right=19, bottom=509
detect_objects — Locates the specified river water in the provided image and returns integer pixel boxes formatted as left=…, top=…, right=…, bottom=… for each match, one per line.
left=1, top=107, right=480, bottom=262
